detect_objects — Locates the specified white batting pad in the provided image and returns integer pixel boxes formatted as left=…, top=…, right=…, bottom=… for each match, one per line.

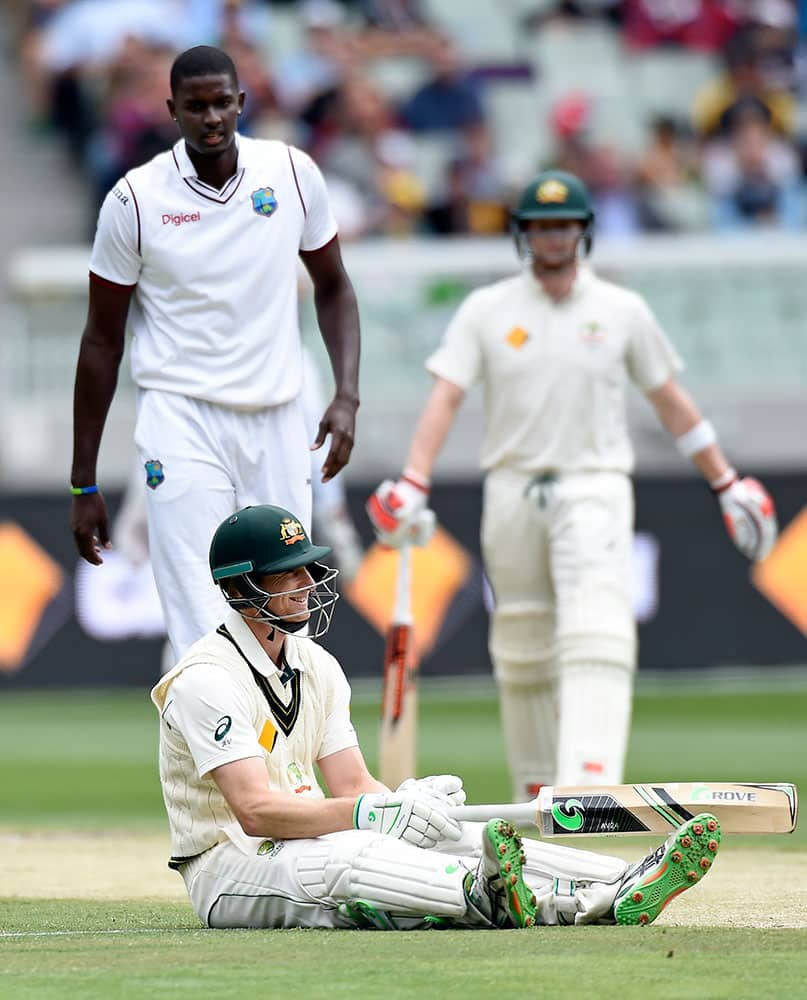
left=556, top=661, right=633, bottom=785
left=521, top=837, right=628, bottom=926
left=521, top=836, right=626, bottom=885
left=496, top=677, right=558, bottom=800
left=296, top=831, right=470, bottom=917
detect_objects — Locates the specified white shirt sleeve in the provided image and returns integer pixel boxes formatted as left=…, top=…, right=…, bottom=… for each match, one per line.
left=625, top=293, right=684, bottom=392
left=289, top=146, right=339, bottom=252
left=317, top=654, right=359, bottom=760
left=163, top=664, right=263, bottom=777
left=88, top=181, right=142, bottom=286
left=425, top=289, right=485, bottom=391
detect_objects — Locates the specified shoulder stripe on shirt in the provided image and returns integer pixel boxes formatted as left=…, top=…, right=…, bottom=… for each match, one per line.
left=123, top=178, right=141, bottom=254
left=287, top=147, right=306, bottom=217
left=89, top=271, right=136, bottom=290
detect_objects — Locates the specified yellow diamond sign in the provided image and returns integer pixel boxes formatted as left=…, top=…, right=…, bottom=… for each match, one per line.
left=0, top=522, right=64, bottom=672
left=345, top=527, right=471, bottom=657
left=751, top=506, right=807, bottom=637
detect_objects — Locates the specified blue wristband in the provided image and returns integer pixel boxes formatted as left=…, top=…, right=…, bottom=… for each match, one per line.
left=70, top=485, right=99, bottom=496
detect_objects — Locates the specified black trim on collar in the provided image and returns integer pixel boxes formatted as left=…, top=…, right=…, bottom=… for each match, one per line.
left=171, top=147, right=246, bottom=205
left=216, top=624, right=302, bottom=738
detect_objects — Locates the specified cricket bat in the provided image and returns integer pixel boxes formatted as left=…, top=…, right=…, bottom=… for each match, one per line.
left=449, top=782, right=798, bottom=836
left=378, top=540, right=418, bottom=788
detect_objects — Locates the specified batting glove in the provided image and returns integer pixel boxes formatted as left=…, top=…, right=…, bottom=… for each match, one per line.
left=367, top=472, right=431, bottom=548
left=713, top=473, right=778, bottom=562
left=396, top=774, right=467, bottom=809
left=354, top=792, right=462, bottom=848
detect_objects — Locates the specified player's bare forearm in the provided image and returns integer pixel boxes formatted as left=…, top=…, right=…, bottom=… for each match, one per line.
left=318, top=746, right=387, bottom=797
left=71, top=279, right=131, bottom=563
left=212, top=757, right=362, bottom=839
left=241, top=792, right=361, bottom=840
left=405, top=377, right=465, bottom=481
left=301, top=239, right=361, bottom=480
left=313, top=278, right=360, bottom=407
left=646, top=377, right=731, bottom=483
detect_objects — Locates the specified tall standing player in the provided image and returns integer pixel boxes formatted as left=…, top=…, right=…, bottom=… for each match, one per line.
left=70, top=46, right=361, bottom=663
left=368, top=169, right=777, bottom=801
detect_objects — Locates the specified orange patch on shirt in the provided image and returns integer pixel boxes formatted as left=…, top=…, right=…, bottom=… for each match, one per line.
left=258, top=719, right=278, bottom=752
left=506, top=326, right=529, bottom=349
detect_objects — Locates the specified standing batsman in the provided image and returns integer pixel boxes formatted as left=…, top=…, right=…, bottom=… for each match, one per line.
left=70, top=45, right=360, bottom=663
left=367, top=169, right=777, bottom=801
left=151, top=501, right=721, bottom=930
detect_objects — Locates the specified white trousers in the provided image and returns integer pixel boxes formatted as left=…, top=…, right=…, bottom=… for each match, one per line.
left=178, top=824, right=628, bottom=930
left=481, top=468, right=637, bottom=794
left=134, top=389, right=311, bottom=661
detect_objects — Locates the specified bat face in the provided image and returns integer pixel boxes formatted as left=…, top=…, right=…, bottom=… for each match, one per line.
left=540, top=783, right=798, bottom=836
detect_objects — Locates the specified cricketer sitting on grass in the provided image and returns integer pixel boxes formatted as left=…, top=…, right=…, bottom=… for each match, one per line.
left=149, top=503, right=721, bottom=930
left=367, top=168, right=778, bottom=803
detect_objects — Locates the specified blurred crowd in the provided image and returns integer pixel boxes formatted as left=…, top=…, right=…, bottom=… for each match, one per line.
left=9, top=0, right=807, bottom=238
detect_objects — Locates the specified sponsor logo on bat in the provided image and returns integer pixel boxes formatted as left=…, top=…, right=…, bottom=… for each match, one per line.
left=551, top=797, right=585, bottom=831
left=691, top=784, right=758, bottom=803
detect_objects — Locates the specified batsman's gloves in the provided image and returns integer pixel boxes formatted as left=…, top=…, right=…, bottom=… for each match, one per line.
left=713, top=474, right=778, bottom=562
left=354, top=792, right=462, bottom=848
left=366, top=473, right=435, bottom=548
left=396, top=774, right=467, bottom=809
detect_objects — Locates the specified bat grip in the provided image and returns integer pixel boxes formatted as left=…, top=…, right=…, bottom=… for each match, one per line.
left=448, top=802, right=539, bottom=826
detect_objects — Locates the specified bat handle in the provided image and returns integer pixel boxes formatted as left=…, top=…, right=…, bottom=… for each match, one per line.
left=448, top=802, right=539, bottom=827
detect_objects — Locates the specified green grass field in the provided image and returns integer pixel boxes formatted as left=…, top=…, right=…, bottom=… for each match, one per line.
left=1, top=672, right=805, bottom=999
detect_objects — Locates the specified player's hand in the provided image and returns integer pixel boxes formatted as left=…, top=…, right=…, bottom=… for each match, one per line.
left=715, top=475, right=778, bottom=561
left=70, top=492, right=113, bottom=565
left=354, top=792, right=462, bottom=848
left=311, top=394, right=358, bottom=483
left=366, top=474, right=431, bottom=548
left=396, top=774, right=467, bottom=809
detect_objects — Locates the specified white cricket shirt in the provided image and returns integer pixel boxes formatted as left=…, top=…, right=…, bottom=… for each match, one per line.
left=151, top=610, right=358, bottom=859
left=89, top=135, right=338, bottom=409
left=426, top=266, right=683, bottom=475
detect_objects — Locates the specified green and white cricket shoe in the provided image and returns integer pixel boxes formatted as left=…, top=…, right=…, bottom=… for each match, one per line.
left=466, top=818, right=538, bottom=928
left=613, top=812, right=721, bottom=926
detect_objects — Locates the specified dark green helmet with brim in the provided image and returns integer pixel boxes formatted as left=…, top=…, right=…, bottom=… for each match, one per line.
left=210, top=505, right=332, bottom=583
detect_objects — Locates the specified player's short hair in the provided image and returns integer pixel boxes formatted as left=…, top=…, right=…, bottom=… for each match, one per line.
left=170, top=46, right=239, bottom=95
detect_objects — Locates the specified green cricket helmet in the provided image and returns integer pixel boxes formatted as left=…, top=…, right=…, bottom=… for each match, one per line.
left=511, top=169, right=595, bottom=255
left=209, top=505, right=338, bottom=637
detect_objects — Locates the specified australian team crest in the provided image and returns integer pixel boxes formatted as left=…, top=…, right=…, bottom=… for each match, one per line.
left=251, top=186, right=278, bottom=218
left=144, top=459, right=165, bottom=490
left=279, top=517, right=305, bottom=546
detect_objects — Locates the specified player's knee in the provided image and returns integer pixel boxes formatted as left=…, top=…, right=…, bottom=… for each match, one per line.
left=493, top=656, right=555, bottom=687
left=490, top=605, right=555, bottom=666
left=556, top=583, right=636, bottom=670
left=556, top=634, right=636, bottom=671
